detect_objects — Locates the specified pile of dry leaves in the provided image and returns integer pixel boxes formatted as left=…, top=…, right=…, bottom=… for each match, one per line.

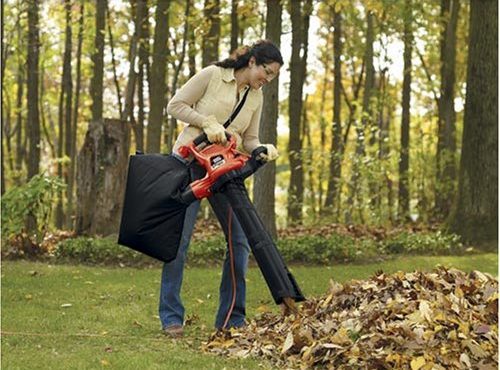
left=202, top=267, right=498, bottom=369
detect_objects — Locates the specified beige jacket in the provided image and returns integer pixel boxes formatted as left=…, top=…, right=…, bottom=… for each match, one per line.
left=167, top=65, right=263, bottom=154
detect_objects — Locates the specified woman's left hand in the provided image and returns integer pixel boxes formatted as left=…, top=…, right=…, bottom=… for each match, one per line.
left=260, top=144, right=279, bottom=162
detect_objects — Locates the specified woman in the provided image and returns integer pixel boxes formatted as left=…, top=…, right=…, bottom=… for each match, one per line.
left=160, top=40, right=283, bottom=337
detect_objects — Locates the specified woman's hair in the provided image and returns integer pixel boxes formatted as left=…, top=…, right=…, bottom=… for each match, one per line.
left=215, top=40, right=283, bottom=70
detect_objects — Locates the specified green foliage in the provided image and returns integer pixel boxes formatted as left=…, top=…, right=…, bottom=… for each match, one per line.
left=1, top=174, right=65, bottom=243
left=383, top=231, right=464, bottom=255
left=55, top=236, right=154, bottom=266
left=53, top=230, right=467, bottom=267
left=277, top=235, right=381, bottom=264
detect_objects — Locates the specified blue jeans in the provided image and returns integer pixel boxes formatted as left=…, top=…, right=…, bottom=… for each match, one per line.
left=159, top=173, right=251, bottom=329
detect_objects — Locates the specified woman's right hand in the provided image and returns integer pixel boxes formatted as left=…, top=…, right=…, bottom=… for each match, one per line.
left=201, top=115, right=226, bottom=144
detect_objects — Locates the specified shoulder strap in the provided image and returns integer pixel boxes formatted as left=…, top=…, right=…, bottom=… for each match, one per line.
left=223, top=87, right=251, bottom=128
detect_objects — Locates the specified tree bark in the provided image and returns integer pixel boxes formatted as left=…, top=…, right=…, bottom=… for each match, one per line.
left=26, top=0, right=41, bottom=232
left=147, top=0, right=170, bottom=153
left=76, top=119, right=131, bottom=235
left=107, top=3, right=123, bottom=117
left=287, top=0, right=311, bottom=225
left=68, top=1, right=85, bottom=229
left=324, top=8, right=343, bottom=216
left=56, top=0, right=74, bottom=229
left=346, top=10, right=375, bottom=222
left=449, top=0, right=498, bottom=244
left=202, top=0, right=220, bottom=67
left=1, top=0, right=5, bottom=194
left=167, top=0, right=191, bottom=153
left=230, top=0, right=239, bottom=53
left=317, top=33, right=331, bottom=216
left=303, top=96, right=316, bottom=217
left=253, top=0, right=282, bottom=239
left=136, top=0, right=149, bottom=151
left=435, top=0, right=460, bottom=218
left=27, top=0, right=40, bottom=180
left=90, top=0, right=106, bottom=123
left=398, top=0, right=413, bottom=221
left=122, top=1, right=139, bottom=149
left=188, top=10, right=197, bottom=78
left=15, top=41, right=24, bottom=183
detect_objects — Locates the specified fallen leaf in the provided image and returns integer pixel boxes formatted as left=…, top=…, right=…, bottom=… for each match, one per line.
left=460, top=353, right=472, bottom=368
left=410, top=356, right=426, bottom=370
left=281, top=331, right=294, bottom=354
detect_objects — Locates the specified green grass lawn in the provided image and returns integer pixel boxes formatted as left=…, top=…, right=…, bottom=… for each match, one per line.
left=2, top=254, right=498, bottom=369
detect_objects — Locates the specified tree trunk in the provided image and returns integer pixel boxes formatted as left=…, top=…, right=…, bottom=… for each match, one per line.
left=27, top=0, right=40, bottom=180
left=90, top=0, right=106, bottom=123
left=122, top=1, right=139, bottom=149
left=147, top=0, right=170, bottom=153
left=449, top=0, right=497, bottom=244
left=136, top=0, right=149, bottom=151
left=435, top=0, right=460, bottom=218
left=230, top=0, right=239, bottom=53
left=26, top=0, right=41, bottom=232
left=64, top=0, right=73, bottom=229
left=303, top=96, right=316, bottom=217
left=346, top=10, right=375, bottom=222
left=202, top=0, right=220, bottom=67
left=1, top=0, right=5, bottom=194
left=253, top=0, right=282, bottom=239
left=76, top=119, right=131, bottom=235
left=317, top=33, right=331, bottom=215
left=398, top=0, right=413, bottom=221
left=107, top=3, right=123, bottom=117
left=167, top=0, right=191, bottom=153
left=39, top=65, right=56, bottom=159
left=56, top=0, right=74, bottom=229
left=287, top=0, right=311, bottom=225
left=15, top=45, right=24, bottom=183
left=68, top=1, right=85, bottom=230
left=377, top=68, right=391, bottom=216
left=324, top=8, right=343, bottom=216
left=188, top=13, right=197, bottom=78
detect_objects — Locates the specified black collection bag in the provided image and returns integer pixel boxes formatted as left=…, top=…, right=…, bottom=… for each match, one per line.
left=117, top=154, right=192, bottom=262
left=118, top=88, right=250, bottom=263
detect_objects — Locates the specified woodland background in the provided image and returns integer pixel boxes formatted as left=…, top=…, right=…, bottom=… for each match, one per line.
left=1, top=0, right=497, bottom=250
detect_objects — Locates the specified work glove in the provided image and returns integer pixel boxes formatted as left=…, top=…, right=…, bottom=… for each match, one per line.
left=260, top=144, right=279, bottom=162
left=226, top=127, right=242, bottom=147
left=201, top=115, right=226, bottom=144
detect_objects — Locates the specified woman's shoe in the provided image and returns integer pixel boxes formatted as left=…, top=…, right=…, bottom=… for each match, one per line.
left=163, top=324, right=183, bottom=338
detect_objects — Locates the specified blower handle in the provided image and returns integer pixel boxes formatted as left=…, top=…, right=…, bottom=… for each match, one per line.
left=192, top=132, right=232, bottom=147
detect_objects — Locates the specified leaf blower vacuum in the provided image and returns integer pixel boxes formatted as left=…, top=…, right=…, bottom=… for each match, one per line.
left=118, top=132, right=305, bottom=312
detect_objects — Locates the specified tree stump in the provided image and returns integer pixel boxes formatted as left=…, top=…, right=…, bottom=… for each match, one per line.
left=76, top=119, right=130, bottom=236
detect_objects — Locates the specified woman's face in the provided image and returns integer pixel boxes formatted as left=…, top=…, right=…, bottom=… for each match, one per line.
left=247, top=58, right=281, bottom=90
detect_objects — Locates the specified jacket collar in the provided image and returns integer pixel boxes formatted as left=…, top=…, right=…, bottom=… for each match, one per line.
left=221, top=67, right=236, bottom=83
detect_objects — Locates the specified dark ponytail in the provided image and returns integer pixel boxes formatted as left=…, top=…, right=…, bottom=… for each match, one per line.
left=215, top=39, right=283, bottom=70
